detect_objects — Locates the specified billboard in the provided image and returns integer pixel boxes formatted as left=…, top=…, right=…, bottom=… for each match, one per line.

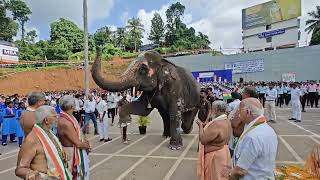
left=192, top=69, right=232, bottom=83
left=0, top=41, right=19, bottom=64
left=242, top=0, right=301, bottom=29
left=225, top=59, right=264, bottom=74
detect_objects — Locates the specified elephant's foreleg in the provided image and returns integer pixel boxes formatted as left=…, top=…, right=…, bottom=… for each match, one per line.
left=168, top=102, right=183, bottom=150
left=181, top=109, right=198, bottom=134
left=158, top=110, right=170, bottom=137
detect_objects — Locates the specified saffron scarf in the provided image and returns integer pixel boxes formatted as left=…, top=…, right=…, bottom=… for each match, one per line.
left=32, top=124, right=71, bottom=180
left=61, top=112, right=89, bottom=180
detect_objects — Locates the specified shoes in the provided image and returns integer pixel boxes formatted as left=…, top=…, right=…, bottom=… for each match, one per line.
left=104, top=138, right=112, bottom=142
left=94, top=131, right=99, bottom=135
left=11, top=140, right=17, bottom=143
left=2, top=143, right=7, bottom=146
left=294, top=120, right=301, bottom=123
left=302, top=110, right=306, bottom=112
left=111, top=123, right=114, bottom=126
left=99, top=139, right=104, bottom=142
left=268, top=120, right=276, bottom=123
left=123, top=140, right=129, bottom=144
left=288, top=118, right=296, bottom=120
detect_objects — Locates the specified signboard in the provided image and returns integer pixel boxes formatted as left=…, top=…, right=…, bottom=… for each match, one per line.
left=225, top=59, right=264, bottom=74
left=192, top=69, right=232, bottom=83
left=242, top=0, right=301, bottom=29
left=0, top=41, right=19, bottom=64
left=282, top=72, right=295, bottom=82
left=258, top=28, right=285, bottom=38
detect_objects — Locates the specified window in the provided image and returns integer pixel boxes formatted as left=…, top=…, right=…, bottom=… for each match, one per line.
left=266, top=37, right=272, bottom=43
left=266, top=24, right=271, bottom=30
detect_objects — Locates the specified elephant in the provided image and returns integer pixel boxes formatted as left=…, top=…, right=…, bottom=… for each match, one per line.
left=91, top=48, right=200, bottom=150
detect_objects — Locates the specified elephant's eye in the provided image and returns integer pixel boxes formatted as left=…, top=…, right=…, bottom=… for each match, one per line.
left=139, top=64, right=149, bottom=75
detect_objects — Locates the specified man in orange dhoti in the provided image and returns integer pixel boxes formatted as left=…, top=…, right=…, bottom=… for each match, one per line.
left=197, top=101, right=232, bottom=180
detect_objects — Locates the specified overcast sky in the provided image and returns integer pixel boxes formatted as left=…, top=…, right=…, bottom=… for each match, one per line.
left=23, top=0, right=320, bottom=53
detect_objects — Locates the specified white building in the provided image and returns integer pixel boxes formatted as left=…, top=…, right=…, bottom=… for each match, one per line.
left=242, top=0, right=301, bottom=52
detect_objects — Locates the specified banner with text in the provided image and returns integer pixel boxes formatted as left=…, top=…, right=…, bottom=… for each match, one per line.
left=224, top=59, right=264, bottom=74
left=242, top=0, right=301, bottom=29
left=192, top=69, right=232, bottom=83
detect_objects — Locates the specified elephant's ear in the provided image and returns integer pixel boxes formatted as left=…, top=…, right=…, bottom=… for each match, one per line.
left=160, top=64, right=178, bottom=81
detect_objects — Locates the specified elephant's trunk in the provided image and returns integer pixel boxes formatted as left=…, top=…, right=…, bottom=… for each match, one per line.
left=91, top=47, right=138, bottom=92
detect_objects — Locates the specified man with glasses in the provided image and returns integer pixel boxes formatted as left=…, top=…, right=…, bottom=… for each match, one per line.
left=16, top=105, right=71, bottom=180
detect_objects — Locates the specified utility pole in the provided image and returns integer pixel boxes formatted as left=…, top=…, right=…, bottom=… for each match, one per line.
left=83, top=0, right=89, bottom=97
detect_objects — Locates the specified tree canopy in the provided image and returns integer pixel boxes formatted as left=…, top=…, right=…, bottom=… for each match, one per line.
left=306, top=6, right=320, bottom=46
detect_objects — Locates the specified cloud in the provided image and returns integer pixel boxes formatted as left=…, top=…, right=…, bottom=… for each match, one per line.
left=121, top=11, right=129, bottom=25
left=137, top=5, right=169, bottom=45
left=177, top=0, right=320, bottom=53
left=25, top=0, right=114, bottom=29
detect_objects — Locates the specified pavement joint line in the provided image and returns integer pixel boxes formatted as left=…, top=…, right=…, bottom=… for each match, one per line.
left=114, top=137, right=170, bottom=180
left=310, top=136, right=320, bottom=145
left=163, top=135, right=198, bottom=180
left=278, top=136, right=304, bottom=163
left=89, top=134, right=149, bottom=171
left=0, top=167, right=15, bottom=175
left=0, top=149, right=19, bottom=156
left=92, top=135, right=122, bottom=151
left=287, top=120, right=320, bottom=138
left=90, top=152, right=198, bottom=160
left=276, top=161, right=304, bottom=164
left=0, top=154, right=16, bottom=161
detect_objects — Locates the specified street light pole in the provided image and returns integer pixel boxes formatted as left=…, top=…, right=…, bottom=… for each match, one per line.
left=83, top=0, right=89, bottom=97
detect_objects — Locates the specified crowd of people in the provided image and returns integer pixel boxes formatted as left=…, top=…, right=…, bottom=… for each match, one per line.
left=196, top=80, right=319, bottom=180
left=0, top=89, right=139, bottom=179
left=0, top=79, right=319, bottom=179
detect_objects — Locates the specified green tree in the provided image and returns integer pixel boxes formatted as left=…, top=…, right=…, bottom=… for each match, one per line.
left=7, top=0, right=31, bottom=41
left=50, top=18, right=84, bottom=53
left=0, top=1, right=18, bottom=41
left=165, top=2, right=185, bottom=46
left=26, top=30, right=37, bottom=44
left=94, top=26, right=112, bottom=47
left=149, top=13, right=165, bottom=45
left=197, top=32, right=210, bottom=49
left=305, top=6, right=320, bottom=45
left=126, top=17, right=144, bottom=51
left=47, top=38, right=72, bottom=60
left=115, top=27, right=127, bottom=50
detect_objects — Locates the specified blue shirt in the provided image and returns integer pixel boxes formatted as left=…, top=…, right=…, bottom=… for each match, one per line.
left=55, top=106, right=62, bottom=114
left=259, top=87, right=267, bottom=94
left=277, top=86, right=284, bottom=94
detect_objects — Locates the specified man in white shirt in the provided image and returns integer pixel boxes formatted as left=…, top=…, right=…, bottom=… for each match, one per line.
left=83, top=94, right=98, bottom=135
left=96, top=94, right=112, bottom=142
left=107, top=93, right=117, bottom=126
left=223, top=98, right=278, bottom=180
left=228, top=92, right=241, bottom=113
left=289, top=83, right=302, bottom=122
left=73, top=94, right=83, bottom=123
left=265, top=83, right=277, bottom=123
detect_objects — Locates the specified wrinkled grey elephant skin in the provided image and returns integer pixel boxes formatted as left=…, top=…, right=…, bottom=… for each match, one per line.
left=91, top=48, right=200, bottom=150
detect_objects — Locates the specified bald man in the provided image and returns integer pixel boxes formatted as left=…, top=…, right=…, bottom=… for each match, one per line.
left=222, top=98, right=278, bottom=180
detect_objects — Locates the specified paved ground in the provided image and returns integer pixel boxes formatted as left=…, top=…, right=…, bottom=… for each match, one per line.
left=0, top=107, right=319, bottom=180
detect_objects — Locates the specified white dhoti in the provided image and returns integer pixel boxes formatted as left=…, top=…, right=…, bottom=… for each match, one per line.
left=98, top=113, right=109, bottom=139
left=292, top=100, right=301, bottom=120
